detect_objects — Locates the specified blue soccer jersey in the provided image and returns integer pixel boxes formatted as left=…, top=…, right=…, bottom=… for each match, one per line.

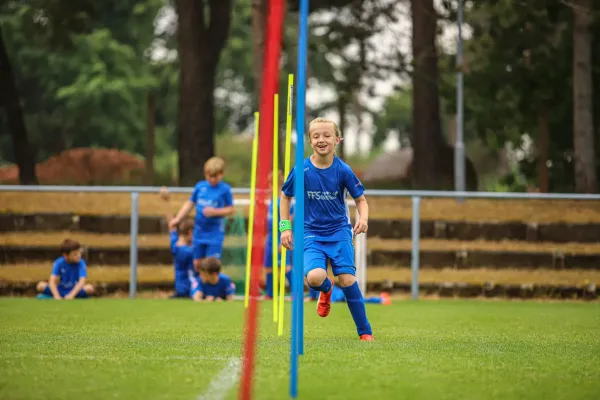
left=281, top=156, right=364, bottom=242
left=190, top=181, right=233, bottom=244
left=51, top=256, right=87, bottom=291
left=169, top=231, right=196, bottom=294
left=195, top=273, right=236, bottom=299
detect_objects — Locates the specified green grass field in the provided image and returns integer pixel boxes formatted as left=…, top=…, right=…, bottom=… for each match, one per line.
left=1, top=299, right=599, bottom=400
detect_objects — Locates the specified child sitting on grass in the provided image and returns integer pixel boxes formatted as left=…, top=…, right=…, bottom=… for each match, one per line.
left=36, top=239, right=94, bottom=300
left=191, top=257, right=235, bottom=302
left=160, top=187, right=196, bottom=299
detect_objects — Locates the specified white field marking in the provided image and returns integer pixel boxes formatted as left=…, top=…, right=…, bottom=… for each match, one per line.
left=0, top=354, right=229, bottom=362
left=196, top=356, right=241, bottom=400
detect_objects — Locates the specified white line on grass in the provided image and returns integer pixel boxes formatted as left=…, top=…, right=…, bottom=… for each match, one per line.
left=1, top=354, right=230, bottom=362
left=196, top=356, right=241, bottom=400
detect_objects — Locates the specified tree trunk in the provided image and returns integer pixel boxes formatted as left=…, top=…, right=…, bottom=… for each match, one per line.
left=145, top=91, right=156, bottom=185
left=175, top=0, right=234, bottom=186
left=0, top=27, right=37, bottom=184
left=572, top=0, right=597, bottom=193
left=337, top=93, right=347, bottom=160
left=410, top=0, right=445, bottom=189
left=538, top=109, right=549, bottom=193
left=252, top=0, right=266, bottom=94
left=254, top=0, right=287, bottom=171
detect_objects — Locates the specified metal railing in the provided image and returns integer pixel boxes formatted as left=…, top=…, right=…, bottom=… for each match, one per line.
left=2, top=185, right=599, bottom=299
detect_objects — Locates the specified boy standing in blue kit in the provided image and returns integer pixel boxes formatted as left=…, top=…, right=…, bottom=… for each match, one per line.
left=169, top=157, right=235, bottom=271
left=279, top=117, right=374, bottom=342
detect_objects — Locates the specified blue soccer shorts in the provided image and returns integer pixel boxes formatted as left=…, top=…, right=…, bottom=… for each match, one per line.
left=263, top=240, right=292, bottom=268
left=193, top=242, right=223, bottom=261
left=43, top=286, right=88, bottom=298
left=303, top=238, right=355, bottom=277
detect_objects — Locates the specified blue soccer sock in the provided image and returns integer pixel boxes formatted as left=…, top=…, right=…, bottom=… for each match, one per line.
left=341, top=282, right=372, bottom=336
left=308, top=287, right=320, bottom=300
left=265, top=272, right=273, bottom=297
left=364, top=297, right=383, bottom=304
left=285, top=269, right=293, bottom=292
left=308, top=276, right=332, bottom=293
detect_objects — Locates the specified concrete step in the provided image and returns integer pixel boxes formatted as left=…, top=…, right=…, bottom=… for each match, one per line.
left=2, top=212, right=600, bottom=242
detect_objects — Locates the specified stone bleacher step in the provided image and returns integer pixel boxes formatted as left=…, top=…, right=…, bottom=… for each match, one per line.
left=1, top=280, right=596, bottom=300
left=1, top=244, right=599, bottom=268
left=2, top=212, right=600, bottom=242
left=2, top=264, right=597, bottom=299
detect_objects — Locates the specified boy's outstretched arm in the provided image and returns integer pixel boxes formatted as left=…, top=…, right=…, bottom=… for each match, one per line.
left=202, top=188, right=235, bottom=217
left=160, top=187, right=175, bottom=225
left=353, top=195, right=369, bottom=235
left=48, top=275, right=61, bottom=299
left=203, top=205, right=234, bottom=217
left=171, top=200, right=194, bottom=229
left=280, top=193, right=293, bottom=250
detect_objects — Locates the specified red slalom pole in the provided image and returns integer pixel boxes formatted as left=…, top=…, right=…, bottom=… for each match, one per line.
left=239, top=0, right=285, bottom=399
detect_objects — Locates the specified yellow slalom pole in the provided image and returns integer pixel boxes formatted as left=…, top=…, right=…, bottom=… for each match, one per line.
left=244, top=112, right=260, bottom=308
left=272, top=94, right=280, bottom=323
left=278, top=74, right=294, bottom=336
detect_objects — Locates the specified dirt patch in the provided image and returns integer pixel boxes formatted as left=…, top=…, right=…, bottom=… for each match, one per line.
left=0, top=148, right=144, bottom=185
left=1, top=192, right=600, bottom=223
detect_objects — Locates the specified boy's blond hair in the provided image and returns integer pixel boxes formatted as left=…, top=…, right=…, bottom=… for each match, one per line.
left=204, top=157, right=225, bottom=176
left=308, top=117, right=342, bottom=138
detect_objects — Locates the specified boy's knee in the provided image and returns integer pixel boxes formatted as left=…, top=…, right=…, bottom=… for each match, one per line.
left=337, top=273, right=356, bottom=288
left=36, top=281, right=48, bottom=292
left=306, top=269, right=327, bottom=287
left=83, top=284, right=95, bottom=295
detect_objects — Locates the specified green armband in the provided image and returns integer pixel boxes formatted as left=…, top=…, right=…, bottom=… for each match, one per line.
left=279, top=220, right=292, bottom=233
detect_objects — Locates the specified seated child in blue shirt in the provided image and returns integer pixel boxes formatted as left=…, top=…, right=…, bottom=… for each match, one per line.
left=160, top=187, right=196, bottom=299
left=191, top=257, right=235, bottom=302
left=36, top=239, right=95, bottom=300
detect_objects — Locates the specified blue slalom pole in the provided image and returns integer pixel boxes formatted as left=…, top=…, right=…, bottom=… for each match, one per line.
left=290, top=0, right=309, bottom=397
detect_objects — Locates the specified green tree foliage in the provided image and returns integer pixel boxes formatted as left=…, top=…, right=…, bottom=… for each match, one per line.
left=0, top=0, right=162, bottom=162
left=371, top=89, right=411, bottom=149
left=440, top=0, right=600, bottom=192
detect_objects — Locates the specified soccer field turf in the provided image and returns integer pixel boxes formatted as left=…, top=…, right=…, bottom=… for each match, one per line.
left=1, top=299, right=599, bottom=400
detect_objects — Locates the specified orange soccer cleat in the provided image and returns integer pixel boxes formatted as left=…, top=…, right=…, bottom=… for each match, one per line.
left=380, top=292, right=392, bottom=305
left=316, top=281, right=333, bottom=317
left=360, top=334, right=374, bottom=342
